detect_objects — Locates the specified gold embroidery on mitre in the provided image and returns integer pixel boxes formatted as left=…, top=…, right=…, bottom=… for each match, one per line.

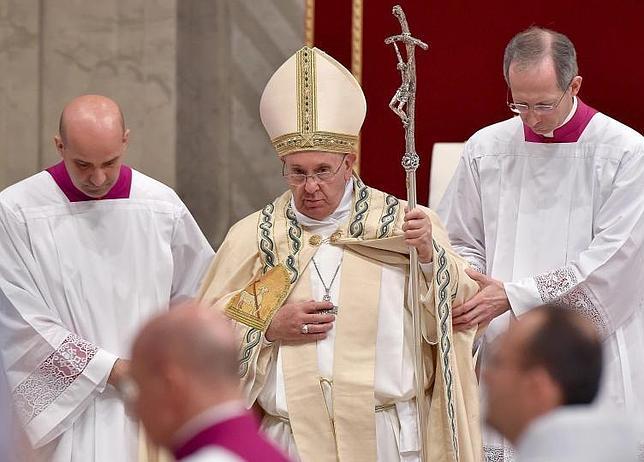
left=225, top=264, right=291, bottom=331
left=272, top=46, right=359, bottom=157
left=297, top=47, right=316, bottom=136
left=272, top=131, right=358, bottom=157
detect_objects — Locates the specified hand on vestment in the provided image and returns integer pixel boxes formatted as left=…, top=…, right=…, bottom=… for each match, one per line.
left=452, top=268, right=510, bottom=332
left=266, top=300, right=335, bottom=343
left=403, top=207, right=433, bottom=263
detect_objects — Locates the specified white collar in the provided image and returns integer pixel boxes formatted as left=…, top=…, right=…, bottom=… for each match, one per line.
left=291, top=180, right=354, bottom=232
left=172, top=400, right=247, bottom=449
left=542, top=96, right=578, bottom=138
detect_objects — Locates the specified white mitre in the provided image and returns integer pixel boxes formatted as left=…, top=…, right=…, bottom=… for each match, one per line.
left=260, top=46, right=367, bottom=157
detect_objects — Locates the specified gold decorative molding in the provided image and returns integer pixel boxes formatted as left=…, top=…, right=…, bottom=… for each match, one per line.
left=351, top=0, right=363, bottom=85
left=305, top=0, right=315, bottom=47
left=351, top=0, right=363, bottom=172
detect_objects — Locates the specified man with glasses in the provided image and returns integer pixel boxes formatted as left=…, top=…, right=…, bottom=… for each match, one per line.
left=200, top=46, right=484, bottom=461
left=438, top=27, right=644, bottom=461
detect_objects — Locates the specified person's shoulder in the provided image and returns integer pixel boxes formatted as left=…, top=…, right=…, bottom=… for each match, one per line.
left=470, top=116, right=521, bottom=139
left=0, top=171, right=58, bottom=213
left=586, top=112, right=644, bottom=149
left=214, top=189, right=293, bottom=255
left=226, top=190, right=293, bottom=237
left=465, top=116, right=523, bottom=157
left=129, top=169, right=185, bottom=206
left=222, top=209, right=264, bottom=244
left=519, top=407, right=640, bottom=462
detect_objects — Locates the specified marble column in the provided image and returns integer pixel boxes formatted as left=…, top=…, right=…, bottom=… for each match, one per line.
left=176, top=0, right=305, bottom=246
left=0, top=0, right=40, bottom=187
left=38, top=0, right=178, bottom=187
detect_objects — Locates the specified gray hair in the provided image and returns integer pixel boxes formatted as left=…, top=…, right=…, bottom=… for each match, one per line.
left=503, top=27, right=578, bottom=91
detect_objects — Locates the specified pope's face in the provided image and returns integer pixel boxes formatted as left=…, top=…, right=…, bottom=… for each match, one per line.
left=508, top=57, right=581, bottom=136
left=283, top=151, right=355, bottom=221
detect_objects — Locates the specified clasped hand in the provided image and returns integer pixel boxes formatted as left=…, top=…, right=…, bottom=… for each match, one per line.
left=265, top=300, right=336, bottom=343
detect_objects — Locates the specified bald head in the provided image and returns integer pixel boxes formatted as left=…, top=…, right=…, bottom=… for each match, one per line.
left=58, top=95, right=125, bottom=144
left=130, top=301, right=242, bottom=446
left=132, top=300, right=240, bottom=386
left=53, top=95, right=129, bottom=198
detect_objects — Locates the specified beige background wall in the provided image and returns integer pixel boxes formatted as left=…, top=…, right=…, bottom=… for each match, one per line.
left=0, top=0, right=305, bottom=246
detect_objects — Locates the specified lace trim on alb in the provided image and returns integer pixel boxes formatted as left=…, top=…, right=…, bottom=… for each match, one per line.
left=483, top=445, right=515, bottom=462
left=13, top=334, right=98, bottom=423
left=467, top=258, right=485, bottom=274
left=534, top=266, right=608, bottom=335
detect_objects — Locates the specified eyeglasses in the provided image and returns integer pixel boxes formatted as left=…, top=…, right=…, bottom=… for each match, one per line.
left=506, top=80, right=572, bottom=114
left=282, top=154, right=347, bottom=186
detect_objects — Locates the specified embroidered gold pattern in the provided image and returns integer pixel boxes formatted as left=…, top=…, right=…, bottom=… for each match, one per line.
left=225, top=264, right=291, bottom=331
left=308, top=230, right=343, bottom=247
left=272, top=131, right=358, bottom=157
left=297, top=47, right=316, bottom=137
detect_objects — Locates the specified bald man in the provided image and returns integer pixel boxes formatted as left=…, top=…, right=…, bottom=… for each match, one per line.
left=130, top=301, right=289, bottom=462
left=0, top=95, right=214, bottom=462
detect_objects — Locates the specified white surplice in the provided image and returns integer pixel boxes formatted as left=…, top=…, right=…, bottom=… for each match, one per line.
left=0, top=355, right=17, bottom=462
left=438, top=100, right=644, bottom=461
left=515, top=407, right=640, bottom=462
left=0, top=167, right=214, bottom=461
left=258, top=181, right=427, bottom=462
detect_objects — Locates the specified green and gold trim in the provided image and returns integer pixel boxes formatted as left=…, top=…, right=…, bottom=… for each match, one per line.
left=258, top=202, right=277, bottom=273
left=284, top=203, right=303, bottom=283
left=434, top=240, right=459, bottom=458
left=349, top=176, right=370, bottom=238
left=239, top=328, right=262, bottom=377
left=377, top=194, right=400, bottom=238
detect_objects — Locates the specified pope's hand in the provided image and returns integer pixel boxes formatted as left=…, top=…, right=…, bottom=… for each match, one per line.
left=265, top=300, right=335, bottom=343
left=452, top=268, right=510, bottom=331
left=403, top=207, right=433, bottom=263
